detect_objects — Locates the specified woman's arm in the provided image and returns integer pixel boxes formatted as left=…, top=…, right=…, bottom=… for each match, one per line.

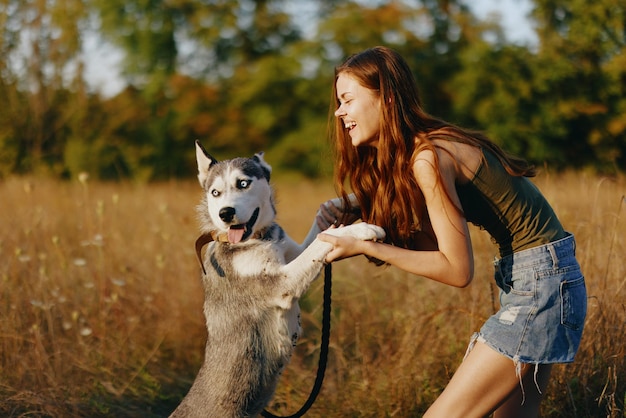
left=319, top=149, right=474, bottom=288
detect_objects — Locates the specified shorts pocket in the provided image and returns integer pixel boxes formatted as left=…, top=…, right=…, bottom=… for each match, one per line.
left=560, top=276, right=587, bottom=330
left=502, top=269, right=535, bottom=297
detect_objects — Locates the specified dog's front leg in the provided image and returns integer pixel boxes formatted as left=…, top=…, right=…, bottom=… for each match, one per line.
left=274, top=239, right=333, bottom=308
left=279, top=234, right=306, bottom=264
left=276, top=223, right=385, bottom=307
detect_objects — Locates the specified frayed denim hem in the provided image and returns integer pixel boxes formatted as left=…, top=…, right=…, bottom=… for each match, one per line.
left=465, top=332, right=543, bottom=406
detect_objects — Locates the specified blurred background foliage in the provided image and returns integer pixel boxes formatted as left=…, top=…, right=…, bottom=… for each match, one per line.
left=1, top=0, right=624, bottom=181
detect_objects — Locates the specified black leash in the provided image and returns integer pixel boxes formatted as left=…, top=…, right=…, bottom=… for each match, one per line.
left=261, top=263, right=332, bottom=418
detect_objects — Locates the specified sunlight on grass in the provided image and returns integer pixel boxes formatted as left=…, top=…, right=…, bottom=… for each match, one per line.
left=0, top=171, right=624, bottom=417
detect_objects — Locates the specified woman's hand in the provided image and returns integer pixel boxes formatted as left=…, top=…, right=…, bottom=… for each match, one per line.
left=317, top=229, right=364, bottom=262
left=315, top=197, right=361, bottom=230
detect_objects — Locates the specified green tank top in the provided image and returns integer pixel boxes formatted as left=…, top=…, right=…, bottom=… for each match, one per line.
left=455, top=149, right=566, bottom=257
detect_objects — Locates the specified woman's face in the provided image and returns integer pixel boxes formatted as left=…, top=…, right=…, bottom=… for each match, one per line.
left=334, top=73, right=381, bottom=148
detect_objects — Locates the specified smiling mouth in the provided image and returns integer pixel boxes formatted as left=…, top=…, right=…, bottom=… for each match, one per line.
left=344, top=121, right=356, bottom=130
left=227, top=207, right=260, bottom=244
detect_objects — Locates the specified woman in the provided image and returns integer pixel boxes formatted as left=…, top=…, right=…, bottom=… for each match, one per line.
left=316, top=46, right=587, bottom=417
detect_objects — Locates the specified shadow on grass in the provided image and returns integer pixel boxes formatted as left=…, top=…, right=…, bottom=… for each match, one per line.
left=0, top=376, right=193, bottom=418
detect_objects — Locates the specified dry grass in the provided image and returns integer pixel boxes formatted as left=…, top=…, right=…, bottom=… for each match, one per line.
left=0, top=171, right=624, bottom=417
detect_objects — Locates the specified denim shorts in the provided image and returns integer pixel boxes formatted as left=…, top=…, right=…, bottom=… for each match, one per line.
left=470, top=233, right=587, bottom=365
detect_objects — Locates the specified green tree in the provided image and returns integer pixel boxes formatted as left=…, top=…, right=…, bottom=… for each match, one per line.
left=90, top=0, right=309, bottom=177
left=2, top=0, right=624, bottom=179
left=530, top=0, right=626, bottom=170
left=0, top=0, right=89, bottom=176
left=451, top=41, right=541, bottom=160
left=449, top=0, right=625, bottom=171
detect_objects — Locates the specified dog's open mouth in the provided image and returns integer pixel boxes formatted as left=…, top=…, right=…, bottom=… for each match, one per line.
left=227, top=207, right=260, bottom=244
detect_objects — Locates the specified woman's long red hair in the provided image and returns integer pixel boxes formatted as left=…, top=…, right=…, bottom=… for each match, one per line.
left=330, top=46, right=535, bottom=249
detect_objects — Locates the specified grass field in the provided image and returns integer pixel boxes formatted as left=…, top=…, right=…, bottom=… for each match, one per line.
left=1, top=171, right=624, bottom=417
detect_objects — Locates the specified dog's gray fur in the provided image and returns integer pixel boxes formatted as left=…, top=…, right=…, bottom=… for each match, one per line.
left=169, top=141, right=385, bottom=418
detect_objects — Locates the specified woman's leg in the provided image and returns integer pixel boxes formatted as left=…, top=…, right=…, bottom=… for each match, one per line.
left=423, top=341, right=551, bottom=418
left=493, top=363, right=552, bottom=418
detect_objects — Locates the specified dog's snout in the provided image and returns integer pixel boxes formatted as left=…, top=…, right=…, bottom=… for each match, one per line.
left=219, top=207, right=236, bottom=223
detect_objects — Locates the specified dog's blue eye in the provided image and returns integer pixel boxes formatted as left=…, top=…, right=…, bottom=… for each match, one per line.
left=211, top=189, right=220, bottom=197
left=237, top=179, right=251, bottom=189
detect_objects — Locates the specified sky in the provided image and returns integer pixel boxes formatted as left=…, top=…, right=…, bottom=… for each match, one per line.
left=83, top=0, right=536, bottom=97
left=469, top=0, right=536, bottom=44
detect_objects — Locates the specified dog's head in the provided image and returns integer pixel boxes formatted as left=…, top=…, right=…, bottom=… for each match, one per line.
left=195, top=140, right=276, bottom=245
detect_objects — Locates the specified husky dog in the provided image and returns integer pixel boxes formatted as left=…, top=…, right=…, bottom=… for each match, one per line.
left=169, top=141, right=385, bottom=418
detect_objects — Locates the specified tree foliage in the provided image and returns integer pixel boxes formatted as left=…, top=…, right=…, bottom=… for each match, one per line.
left=0, top=0, right=88, bottom=176
left=530, top=0, right=626, bottom=170
left=0, top=0, right=624, bottom=180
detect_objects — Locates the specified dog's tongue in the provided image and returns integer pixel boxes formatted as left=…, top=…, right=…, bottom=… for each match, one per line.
left=228, top=226, right=245, bottom=244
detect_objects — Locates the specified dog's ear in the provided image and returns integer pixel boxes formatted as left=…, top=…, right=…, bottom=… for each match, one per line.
left=195, top=140, right=217, bottom=185
left=252, top=152, right=271, bottom=182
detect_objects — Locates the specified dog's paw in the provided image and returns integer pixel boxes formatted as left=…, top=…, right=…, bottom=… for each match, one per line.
left=325, top=223, right=385, bottom=241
